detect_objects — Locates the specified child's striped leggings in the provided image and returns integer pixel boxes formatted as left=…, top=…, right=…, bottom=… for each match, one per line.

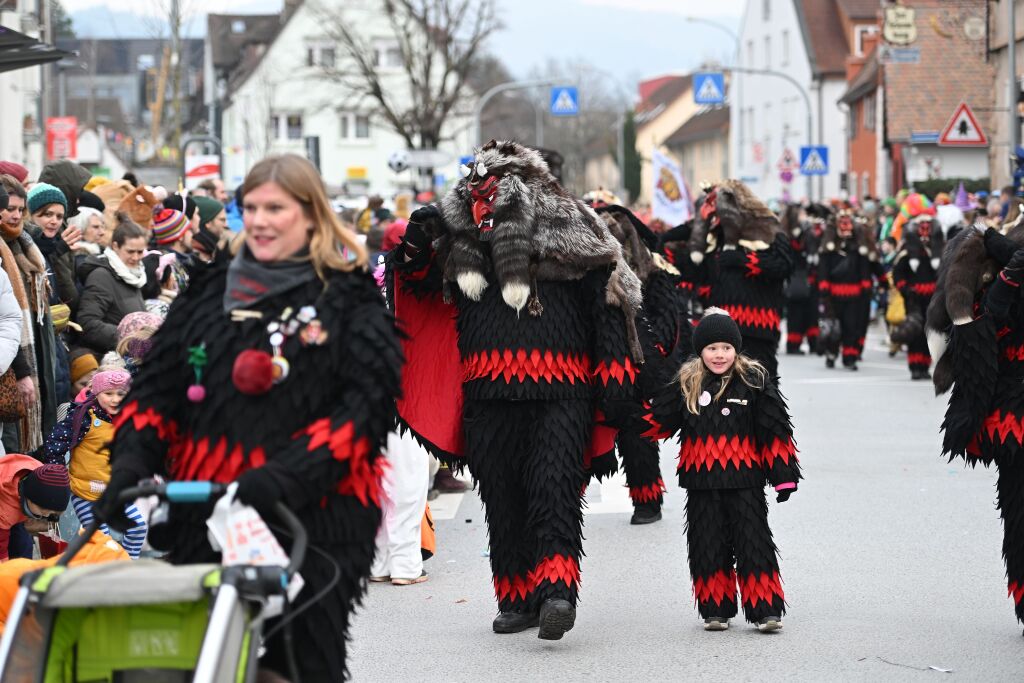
left=71, top=495, right=147, bottom=559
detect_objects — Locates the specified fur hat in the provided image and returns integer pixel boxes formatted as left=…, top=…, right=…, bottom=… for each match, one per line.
left=92, top=369, right=131, bottom=394
left=116, top=185, right=159, bottom=230
left=21, top=464, right=70, bottom=512
left=153, top=209, right=190, bottom=245
left=27, top=183, right=67, bottom=215
left=693, top=307, right=743, bottom=353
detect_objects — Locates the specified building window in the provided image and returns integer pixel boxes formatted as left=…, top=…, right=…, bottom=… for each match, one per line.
left=372, top=39, right=403, bottom=69
left=854, top=25, right=880, bottom=57
left=763, top=0, right=770, bottom=21
left=231, top=20, right=245, bottom=33
left=271, top=113, right=303, bottom=140
left=339, top=112, right=371, bottom=140
left=764, top=36, right=771, bottom=69
left=848, top=104, right=858, bottom=138
left=781, top=30, right=789, bottom=66
left=863, top=93, right=876, bottom=131
left=306, top=42, right=336, bottom=68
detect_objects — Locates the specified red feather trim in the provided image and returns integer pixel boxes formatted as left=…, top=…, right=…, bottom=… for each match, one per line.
left=1010, top=581, right=1024, bottom=605
left=530, top=554, right=580, bottom=589
left=301, top=418, right=379, bottom=505
left=629, top=478, right=666, bottom=503
left=718, top=304, right=781, bottom=331
left=593, top=358, right=639, bottom=386
left=463, top=348, right=591, bottom=385
left=760, top=436, right=797, bottom=466
left=693, top=569, right=737, bottom=606
left=494, top=574, right=532, bottom=604
left=910, top=282, right=936, bottom=296
left=829, top=282, right=866, bottom=297
left=115, top=401, right=179, bottom=442
left=641, top=408, right=672, bottom=441
left=678, top=435, right=760, bottom=472
left=785, top=332, right=802, bottom=344
left=907, top=352, right=931, bottom=366
left=1004, top=345, right=1024, bottom=362
left=982, top=410, right=1024, bottom=445
left=745, top=252, right=762, bottom=278
left=739, top=570, right=784, bottom=607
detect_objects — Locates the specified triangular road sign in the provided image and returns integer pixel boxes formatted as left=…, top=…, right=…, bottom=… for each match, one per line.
left=695, top=76, right=723, bottom=103
left=938, top=102, right=987, bottom=146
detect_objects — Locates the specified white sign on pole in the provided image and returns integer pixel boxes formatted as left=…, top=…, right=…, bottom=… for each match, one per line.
left=651, top=149, right=693, bottom=225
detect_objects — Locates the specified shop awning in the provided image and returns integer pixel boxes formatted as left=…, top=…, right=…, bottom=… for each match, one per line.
left=0, top=26, right=71, bottom=73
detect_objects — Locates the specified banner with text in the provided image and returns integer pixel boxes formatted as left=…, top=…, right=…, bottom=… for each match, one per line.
left=651, top=149, right=693, bottom=226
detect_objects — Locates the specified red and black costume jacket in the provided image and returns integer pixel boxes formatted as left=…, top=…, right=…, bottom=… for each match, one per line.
left=389, top=239, right=636, bottom=464
left=109, top=261, right=402, bottom=560
left=788, top=229, right=820, bottom=299
left=892, top=252, right=937, bottom=315
left=642, top=370, right=801, bottom=490
left=701, top=236, right=794, bottom=342
left=817, top=239, right=880, bottom=307
left=638, top=268, right=693, bottom=395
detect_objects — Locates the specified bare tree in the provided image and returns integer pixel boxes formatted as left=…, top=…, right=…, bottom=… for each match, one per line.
left=313, top=0, right=500, bottom=150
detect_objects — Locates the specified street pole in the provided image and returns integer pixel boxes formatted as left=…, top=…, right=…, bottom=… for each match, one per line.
left=724, top=65, right=814, bottom=201
left=1010, top=0, right=1019, bottom=178
left=472, top=79, right=561, bottom=148
left=616, top=111, right=626, bottom=202
left=686, top=16, right=740, bottom=179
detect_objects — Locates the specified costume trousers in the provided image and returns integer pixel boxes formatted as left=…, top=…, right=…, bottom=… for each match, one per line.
left=371, top=430, right=430, bottom=581
left=998, top=458, right=1024, bottom=622
left=617, top=427, right=665, bottom=507
left=741, top=336, right=779, bottom=382
left=685, top=487, right=786, bottom=623
left=465, top=398, right=589, bottom=613
left=905, top=295, right=932, bottom=373
left=830, top=299, right=865, bottom=367
left=786, top=298, right=819, bottom=353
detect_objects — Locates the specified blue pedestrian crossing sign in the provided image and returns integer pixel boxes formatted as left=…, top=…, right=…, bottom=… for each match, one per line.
left=550, top=87, right=579, bottom=116
left=693, top=72, right=725, bottom=105
left=799, top=146, right=829, bottom=176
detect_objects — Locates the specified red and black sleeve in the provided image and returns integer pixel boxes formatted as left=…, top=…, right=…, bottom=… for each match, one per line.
left=754, top=379, right=801, bottom=487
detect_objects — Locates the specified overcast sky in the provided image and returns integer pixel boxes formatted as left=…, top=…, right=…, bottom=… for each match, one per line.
left=61, top=0, right=743, bottom=94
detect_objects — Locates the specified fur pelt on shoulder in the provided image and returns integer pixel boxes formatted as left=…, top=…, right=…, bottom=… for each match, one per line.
left=687, top=180, right=781, bottom=263
left=438, top=139, right=643, bottom=360
left=117, top=185, right=159, bottom=231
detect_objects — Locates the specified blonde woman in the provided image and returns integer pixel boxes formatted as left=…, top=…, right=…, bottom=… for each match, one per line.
left=644, top=308, right=802, bottom=633
left=101, top=154, right=402, bottom=681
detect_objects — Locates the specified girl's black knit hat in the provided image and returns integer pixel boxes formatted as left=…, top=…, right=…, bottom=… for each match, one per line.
left=692, top=307, right=743, bottom=353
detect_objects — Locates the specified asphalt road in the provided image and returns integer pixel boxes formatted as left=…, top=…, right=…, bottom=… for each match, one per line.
left=348, top=327, right=1023, bottom=681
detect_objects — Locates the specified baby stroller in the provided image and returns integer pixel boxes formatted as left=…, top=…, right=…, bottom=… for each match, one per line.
left=0, top=480, right=308, bottom=683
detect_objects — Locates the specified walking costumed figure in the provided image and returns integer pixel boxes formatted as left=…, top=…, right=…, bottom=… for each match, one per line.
left=686, top=181, right=795, bottom=381
left=643, top=308, right=801, bottom=632
left=781, top=203, right=822, bottom=355
left=592, top=203, right=693, bottom=524
left=929, top=217, right=1024, bottom=631
left=388, top=140, right=642, bottom=640
left=817, top=209, right=881, bottom=371
left=891, top=215, right=944, bottom=380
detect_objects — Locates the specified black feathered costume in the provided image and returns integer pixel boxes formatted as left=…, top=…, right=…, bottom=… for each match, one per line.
left=643, top=363, right=801, bottom=623
left=892, top=219, right=941, bottom=378
left=687, top=182, right=795, bottom=380
left=782, top=204, right=822, bottom=354
left=594, top=205, right=693, bottom=521
left=389, top=141, right=640, bottom=634
left=939, top=228, right=1024, bottom=625
left=107, top=257, right=402, bottom=680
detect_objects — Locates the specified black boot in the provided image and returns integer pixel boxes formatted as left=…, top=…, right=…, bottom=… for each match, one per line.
left=825, top=357, right=835, bottom=368
left=538, top=598, right=576, bottom=640
left=492, top=610, right=539, bottom=634
left=630, top=501, right=663, bottom=525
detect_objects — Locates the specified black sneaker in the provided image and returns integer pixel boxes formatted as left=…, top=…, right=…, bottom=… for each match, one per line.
left=538, top=598, right=576, bottom=640
left=492, top=610, right=539, bottom=634
left=703, top=617, right=729, bottom=631
left=757, top=616, right=783, bottom=632
left=825, top=358, right=835, bottom=368
left=630, top=502, right=662, bottom=525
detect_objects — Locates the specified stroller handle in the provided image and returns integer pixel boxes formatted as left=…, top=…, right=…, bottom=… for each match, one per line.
left=56, top=481, right=308, bottom=576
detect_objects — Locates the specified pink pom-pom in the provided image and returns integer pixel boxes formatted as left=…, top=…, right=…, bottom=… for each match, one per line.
left=187, top=384, right=206, bottom=403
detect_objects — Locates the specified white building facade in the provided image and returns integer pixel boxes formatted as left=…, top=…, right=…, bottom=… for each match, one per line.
left=0, top=6, right=45, bottom=175
left=731, top=0, right=849, bottom=201
left=218, top=0, right=473, bottom=196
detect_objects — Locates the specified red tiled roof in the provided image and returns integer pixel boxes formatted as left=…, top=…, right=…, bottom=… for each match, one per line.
left=664, top=107, right=730, bottom=147
left=795, top=0, right=850, bottom=77
left=635, top=75, right=693, bottom=122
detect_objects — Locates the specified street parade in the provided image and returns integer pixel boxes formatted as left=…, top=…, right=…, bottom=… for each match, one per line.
left=0, top=0, right=1021, bottom=681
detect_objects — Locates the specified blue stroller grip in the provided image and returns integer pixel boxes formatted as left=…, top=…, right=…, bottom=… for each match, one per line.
left=165, top=481, right=225, bottom=503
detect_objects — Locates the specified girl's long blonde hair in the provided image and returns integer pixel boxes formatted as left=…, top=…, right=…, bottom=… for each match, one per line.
left=236, top=154, right=367, bottom=279
left=679, top=352, right=767, bottom=415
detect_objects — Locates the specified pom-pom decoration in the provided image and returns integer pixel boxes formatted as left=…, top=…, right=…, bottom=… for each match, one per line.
left=232, top=349, right=275, bottom=395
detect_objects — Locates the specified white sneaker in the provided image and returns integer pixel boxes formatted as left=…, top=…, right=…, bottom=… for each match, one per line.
left=703, top=617, right=729, bottom=631
left=757, top=617, right=783, bottom=632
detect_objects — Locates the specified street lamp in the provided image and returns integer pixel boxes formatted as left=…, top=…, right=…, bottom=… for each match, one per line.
left=684, top=16, right=740, bottom=46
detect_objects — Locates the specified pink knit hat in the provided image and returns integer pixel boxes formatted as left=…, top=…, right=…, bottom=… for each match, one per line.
left=92, top=370, right=131, bottom=394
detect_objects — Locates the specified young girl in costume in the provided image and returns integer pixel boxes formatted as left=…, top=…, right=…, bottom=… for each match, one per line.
left=41, top=369, right=147, bottom=558
left=644, top=308, right=801, bottom=632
